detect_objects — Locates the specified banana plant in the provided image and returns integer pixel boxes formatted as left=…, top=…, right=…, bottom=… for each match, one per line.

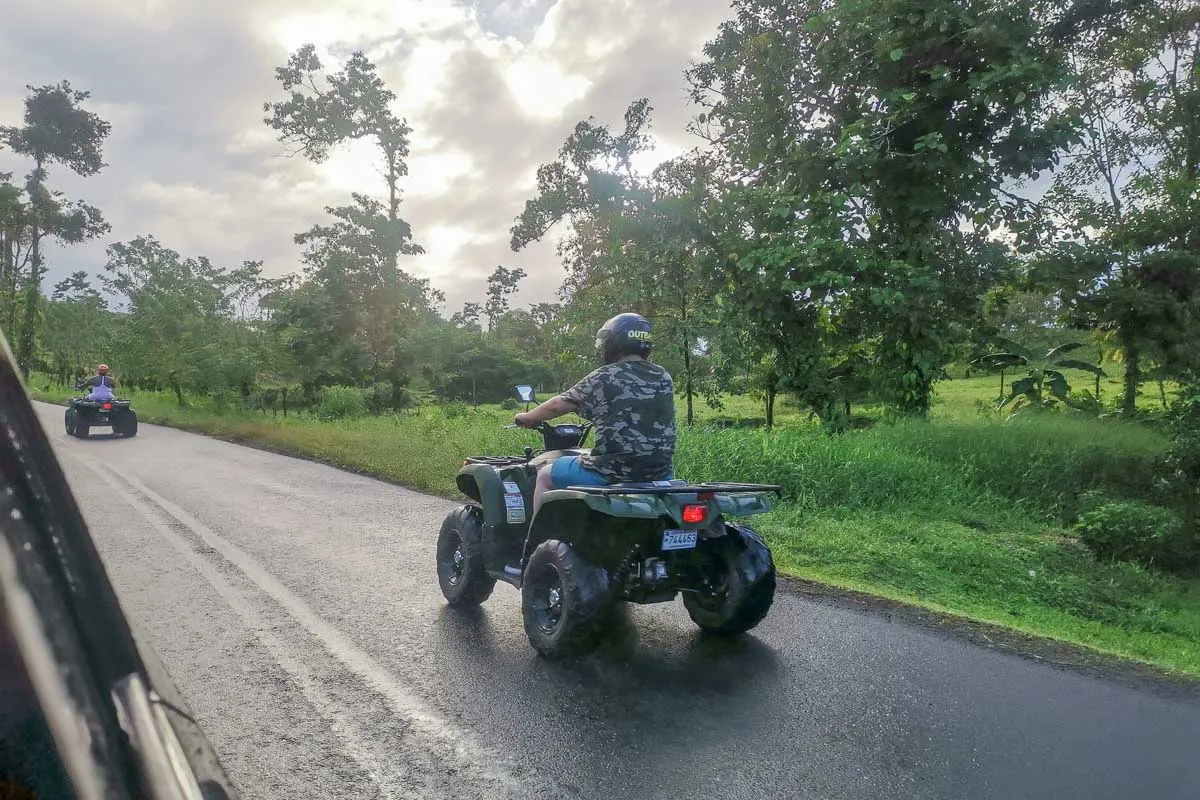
left=970, top=351, right=1028, bottom=399
left=999, top=367, right=1071, bottom=410
left=972, top=339, right=1108, bottom=411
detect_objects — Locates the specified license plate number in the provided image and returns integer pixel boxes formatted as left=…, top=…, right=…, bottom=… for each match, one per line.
left=661, top=529, right=697, bottom=551
left=97, top=415, right=109, bottom=422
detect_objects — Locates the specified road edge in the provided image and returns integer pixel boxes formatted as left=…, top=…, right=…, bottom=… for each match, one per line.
left=33, top=398, right=1200, bottom=696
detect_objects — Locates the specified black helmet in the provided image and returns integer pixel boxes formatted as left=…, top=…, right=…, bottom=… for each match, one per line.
left=596, top=313, right=653, bottom=364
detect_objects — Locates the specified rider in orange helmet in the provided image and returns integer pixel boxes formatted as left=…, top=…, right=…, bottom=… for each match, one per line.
left=76, top=364, right=117, bottom=401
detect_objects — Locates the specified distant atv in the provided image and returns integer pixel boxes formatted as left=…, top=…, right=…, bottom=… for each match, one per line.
left=64, top=396, right=138, bottom=439
left=435, top=385, right=780, bottom=659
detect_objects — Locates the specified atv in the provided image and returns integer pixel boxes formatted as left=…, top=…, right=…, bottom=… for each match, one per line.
left=64, top=396, right=138, bottom=439
left=435, top=385, right=781, bottom=659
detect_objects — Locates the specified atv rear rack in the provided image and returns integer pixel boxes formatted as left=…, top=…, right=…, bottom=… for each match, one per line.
left=565, top=481, right=782, bottom=497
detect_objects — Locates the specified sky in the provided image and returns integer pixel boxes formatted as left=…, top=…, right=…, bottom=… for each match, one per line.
left=0, top=0, right=737, bottom=315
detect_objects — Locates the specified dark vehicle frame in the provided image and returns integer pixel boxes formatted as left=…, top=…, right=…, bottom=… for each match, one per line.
left=1, top=333, right=236, bottom=799
left=65, top=396, right=138, bottom=438
left=435, top=386, right=781, bottom=659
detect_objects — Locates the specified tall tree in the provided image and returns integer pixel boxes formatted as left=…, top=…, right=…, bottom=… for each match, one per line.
left=687, top=0, right=1088, bottom=417
left=1029, top=0, right=1200, bottom=414
left=265, top=44, right=413, bottom=226
left=625, top=154, right=725, bottom=425
left=101, top=236, right=261, bottom=404
left=43, top=271, right=111, bottom=385
left=0, top=175, right=30, bottom=332
left=1, top=81, right=110, bottom=374
left=484, top=265, right=527, bottom=335
left=265, top=46, right=435, bottom=395
left=511, top=97, right=655, bottom=294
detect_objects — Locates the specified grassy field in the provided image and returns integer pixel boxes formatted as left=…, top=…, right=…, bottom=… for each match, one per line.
left=28, top=373, right=1200, bottom=677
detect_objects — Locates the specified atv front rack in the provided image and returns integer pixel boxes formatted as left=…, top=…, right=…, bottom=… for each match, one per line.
left=565, top=481, right=782, bottom=497
left=465, top=455, right=528, bottom=466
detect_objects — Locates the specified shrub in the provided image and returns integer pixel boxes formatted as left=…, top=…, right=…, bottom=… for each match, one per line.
left=316, top=386, right=368, bottom=420
left=442, top=402, right=468, bottom=420
left=500, top=398, right=519, bottom=410
left=211, top=389, right=235, bottom=416
left=1073, top=501, right=1188, bottom=571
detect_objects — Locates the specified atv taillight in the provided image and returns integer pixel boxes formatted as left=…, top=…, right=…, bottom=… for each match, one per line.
left=102, top=403, right=112, bottom=410
left=682, top=504, right=707, bottom=523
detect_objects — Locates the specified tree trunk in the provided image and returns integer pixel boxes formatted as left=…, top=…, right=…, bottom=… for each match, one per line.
left=0, top=231, right=13, bottom=331
left=1159, top=379, right=1168, bottom=411
left=682, top=327, right=694, bottom=427
left=1121, top=334, right=1140, bottom=417
left=765, top=385, right=777, bottom=429
left=15, top=226, right=40, bottom=377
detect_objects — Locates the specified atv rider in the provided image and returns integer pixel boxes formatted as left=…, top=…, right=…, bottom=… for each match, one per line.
left=515, top=312, right=676, bottom=518
left=76, top=364, right=117, bottom=402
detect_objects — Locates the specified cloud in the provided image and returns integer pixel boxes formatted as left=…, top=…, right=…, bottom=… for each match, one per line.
left=0, top=0, right=734, bottom=316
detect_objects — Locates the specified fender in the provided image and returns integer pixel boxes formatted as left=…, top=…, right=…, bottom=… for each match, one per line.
left=523, top=492, right=597, bottom=562
left=725, top=523, right=775, bottom=586
left=455, top=464, right=506, bottom=519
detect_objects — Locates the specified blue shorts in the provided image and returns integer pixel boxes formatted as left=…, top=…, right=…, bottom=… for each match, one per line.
left=549, top=456, right=674, bottom=489
left=550, top=455, right=608, bottom=489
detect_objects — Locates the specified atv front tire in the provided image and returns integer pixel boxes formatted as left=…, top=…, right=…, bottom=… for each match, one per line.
left=436, top=505, right=495, bottom=606
left=684, top=525, right=776, bottom=636
left=521, top=539, right=611, bottom=660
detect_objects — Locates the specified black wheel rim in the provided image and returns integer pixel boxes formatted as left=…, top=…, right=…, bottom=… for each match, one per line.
left=529, top=563, right=564, bottom=634
left=438, top=530, right=466, bottom=587
left=694, top=550, right=731, bottom=611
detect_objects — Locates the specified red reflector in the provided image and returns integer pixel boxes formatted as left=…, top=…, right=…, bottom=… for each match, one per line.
left=102, top=403, right=112, bottom=410
left=682, top=504, right=707, bottom=523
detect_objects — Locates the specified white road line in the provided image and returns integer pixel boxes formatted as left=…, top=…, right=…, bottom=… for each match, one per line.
left=66, top=448, right=538, bottom=798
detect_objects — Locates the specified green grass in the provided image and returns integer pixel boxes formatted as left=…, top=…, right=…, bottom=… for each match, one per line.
left=28, top=376, right=1200, bottom=677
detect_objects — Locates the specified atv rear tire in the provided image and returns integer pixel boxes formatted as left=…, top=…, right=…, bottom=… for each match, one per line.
left=436, top=505, right=496, bottom=606
left=684, top=525, right=776, bottom=636
left=64, top=408, right=75, bottom=436
left=116, top=413, right=138, bottom=437
left=74, top=418, right=90, bottom=439
left=521, top=539, right=611, bottom=660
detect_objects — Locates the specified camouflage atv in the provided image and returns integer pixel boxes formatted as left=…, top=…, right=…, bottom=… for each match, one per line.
left=435, top=386, right=781, bottom=659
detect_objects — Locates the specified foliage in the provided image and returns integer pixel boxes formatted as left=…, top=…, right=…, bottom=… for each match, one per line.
left=973, top=339, right=1108, bottom=411
left=9, top=1, right=1200, bottom=672
left=1073, top=501, right=1191, bottom=573
left=99, top=235, right=266, bottom=403
left=315, top=385, right=369, bottom=420
left=30, top=377, right=1200, bottom=675
left=0, top=80, right=110, bottom=374
left=1027, top=0, right=1200, bottom=416
left=263, top=46, right=437, bottom=394
left=484, top=266, right=527, bottom=334
left=687, top=0, right=1087, bottom=419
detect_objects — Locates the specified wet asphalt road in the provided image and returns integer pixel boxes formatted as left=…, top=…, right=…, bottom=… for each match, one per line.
left=33, top=402, right=1200, bottom=800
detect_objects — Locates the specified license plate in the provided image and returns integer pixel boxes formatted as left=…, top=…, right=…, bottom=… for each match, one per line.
left=661, top=529, right=697, bottom=551
left=97, top=415, right=109, bottom=422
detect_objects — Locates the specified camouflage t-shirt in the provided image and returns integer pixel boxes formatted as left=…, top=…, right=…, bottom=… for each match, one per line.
left=561, top=359, right=676, bottom=483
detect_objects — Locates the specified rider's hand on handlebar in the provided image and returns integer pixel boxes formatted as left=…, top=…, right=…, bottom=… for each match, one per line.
left=513, top=412, right=537, bottom=429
